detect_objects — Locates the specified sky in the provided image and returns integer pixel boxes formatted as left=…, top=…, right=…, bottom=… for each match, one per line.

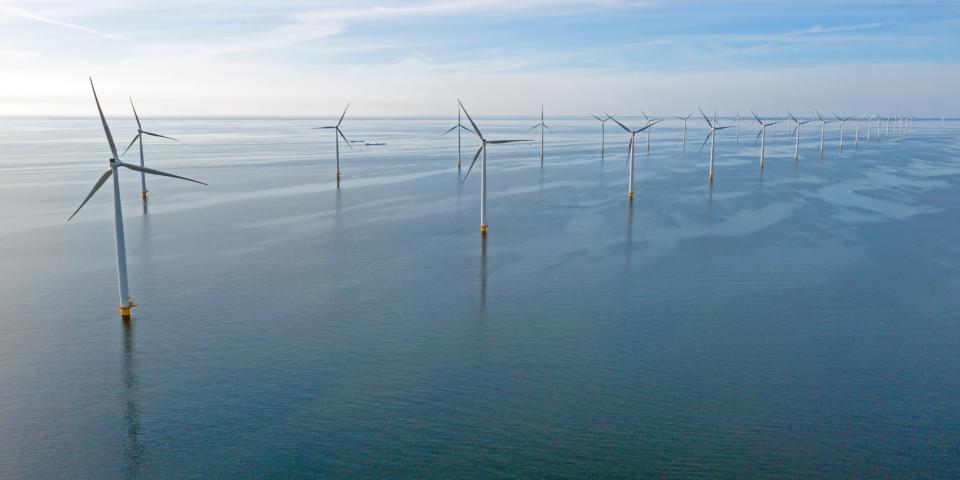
left=0, top=0, right=958, bottom=117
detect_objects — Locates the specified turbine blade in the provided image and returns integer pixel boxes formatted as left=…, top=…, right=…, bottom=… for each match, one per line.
left=121, top=163, right=207, bottom=185
left=635, top=119, right=663, bottom=133
left=68, top=168, right=113, bottom=221
left=311, top=126, right=337, bottom=129
left=787, top=111, right=798, bottom=123
left=442, top=125, right=459, bottom=135
left=459, top=125, right=474, bottom=135
left=698, top=106, right=712, bottom=128
left=754, top=129, right=763, bottom=146
left=460, top=145, right=483, bottom=184
left=488, top=139, right=532, bottom=144
left=89, top=78, right=120, bottom=161
left=141, top=131, right=177, bottom=141
left=699, top=131, right=713, bottom=152
left=526, top=123, right=542, bottom=131
left=750, top=109, right=761, bottom=124
left=122, top=133, right=141, bottom=156
left=606, top=114, right=631, bottom=133
left=129, top=97, right=141, bottom=129
left=591, top=114, right=604, bottom=122
left=543, top=124, right=552, bottom=131
left=338, top=128, right=353, bottom=149
left=337, top=103, right=350, bottom=126
left=458, top=100, right=483, bottom=140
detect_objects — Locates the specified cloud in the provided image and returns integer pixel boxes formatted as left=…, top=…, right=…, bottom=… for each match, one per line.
left=0, top=4, right=121, bottom=39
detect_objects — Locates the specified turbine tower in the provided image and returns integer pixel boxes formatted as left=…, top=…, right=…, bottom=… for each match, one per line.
left=442, top=103, right=474, bottom=171
left=676, top=112, right=693, bottom=150
left=459, top=100, right=530, bottom=235
left=527, top=105, right=551, bottom=164
left=698, top=107, right=732, bottom=182
left=788, top=111, right=813, bottom=161
left=312, top=104, right=352, bottom=180
left=608, top=115, right=661, bottom=199
left=70, top=78, right=206, bottom=318
left=591, top=114, right=612, bottom=159
left=751, top=110, right=777, bottom=171
left=816, top=110, right=832, bottom=154
left=121, top=98, right=178, bottom=199
left=833, top=114, right=850, bottom=151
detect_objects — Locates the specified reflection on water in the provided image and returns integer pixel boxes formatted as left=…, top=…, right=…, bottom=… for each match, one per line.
left=122, top=320, right=145, bottom=477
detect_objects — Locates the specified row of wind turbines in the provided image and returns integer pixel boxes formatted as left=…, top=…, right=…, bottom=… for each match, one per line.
left=70, top=80, right=921, bottom=318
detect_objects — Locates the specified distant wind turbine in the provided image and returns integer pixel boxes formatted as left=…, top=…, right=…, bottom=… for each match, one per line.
left=698, top=107, right=732, bottom=182
left=608, top=115, right=661, bottom=199
left=751, top=110, right=777, bottom=171
left=442, top=103, right=474, bottom=171
left=788, top=111, right=813, bottom=161
left=833, top=114, right=850, bottom=151
left=640, top=111, right=658, bottom=152
left=676, top=112, right=693, bottom=150
left=70, top=78, right=206, bottom=318
left=120, top=98, right=178, bottom=199
left=591, top=113, right=611, bottom=159
left=312, top=104, right=352, bottom=180
left=459, top=100, right=530, bottom=235
left=736, top=109, right=741, bottom=142
left=816, top=110, right=832, bottom=154
left=526, top=105, right=551, bottom=164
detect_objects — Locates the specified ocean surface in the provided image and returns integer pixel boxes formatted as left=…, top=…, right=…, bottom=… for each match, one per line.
left=0, top=115, right=958, bottom=478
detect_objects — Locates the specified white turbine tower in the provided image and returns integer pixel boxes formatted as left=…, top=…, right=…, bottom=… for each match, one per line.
left=735, top=109, right=741, bottom=142
left=676, top=112, right=693, bottom=150
left=640, top=111, right=659, bottom=152
left=591, top=113, right=612, bottom=159
left=816, top=110, right=832, bottom=154
left=751, top=110, right=777, bottom=171
left=442, top=103, right=474, bottom=171
left=698, top=107, right=732, bottom=182
left=788, top=111, right=813, bottom=161
left=69, top=78, right=206, bottom=318
left=458, top=100, right=530, bottom=235
left=833, top=114, right=850, bottom=151
left=527, top=105, right=551, bottom=164
left=608, top=115, right=661, bottom=199
left=855, top=116, right=863, bottom=146
left=121, top=98, right=177, bottom=200
left=312, top=104, right=352, bottom=180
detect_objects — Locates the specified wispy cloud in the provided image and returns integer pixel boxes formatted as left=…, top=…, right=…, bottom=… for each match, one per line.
left=0, top=5, right=121, bottom=39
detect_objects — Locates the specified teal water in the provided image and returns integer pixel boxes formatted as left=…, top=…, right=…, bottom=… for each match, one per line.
left=0, top=116, right=958, bottom=478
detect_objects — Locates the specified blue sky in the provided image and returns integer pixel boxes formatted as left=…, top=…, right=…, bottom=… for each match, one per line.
left=1, top=1, right=958, bottom=116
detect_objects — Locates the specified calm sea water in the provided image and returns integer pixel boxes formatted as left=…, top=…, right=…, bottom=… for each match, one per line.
left=0, top=115, right=958, bottom=478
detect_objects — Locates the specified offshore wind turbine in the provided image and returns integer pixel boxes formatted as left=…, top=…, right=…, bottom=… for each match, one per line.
left=788, top=111, right=813, bottom=160
left=736, top=109, right=741, bottom=141
left=855, top=116, right=863, bottom=146
left=591, top=113, right=612, bottom=159
left=459, top=100, right=530, bottom=235
left=312, top=104, right=352, bottom=180
left=121, top=98, right=178, bottom=199
left=698, top=107, right=732, bottom=182
left=69, top=78, right=206, bottom=318
left=640, top=111, right=658, bottom=151
left=526, top=105, right=551, bottom=164
left=751, top=110, right=777, bottom=171
left=608, top=115, right=661, bottom=199
left=833, top=114, right=850, bottom=151
left=676, top=112, right=693, bottom=149
left=442, top=103, right=474, bottom=171
left=816, top=111, right=832, bottom=154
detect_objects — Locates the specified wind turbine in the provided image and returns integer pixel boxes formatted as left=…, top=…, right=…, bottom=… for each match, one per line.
left=751, top=110, right=777, bottom=170
left=442, top=102, right=474, bottom=171
left=526, top=105, right=551, bottom=164
left=608, top=115, right=661, bottom=198
left=816, top=110, right=831, bottom=154
left=676, top=112, right=693, bottom=149
left=737, top=108, right=740, bottom=143
left=591, top=113, right=611, bottom=159
left=788, top=111, right=812, bottom=160
left=458, top=100, right=530, bottom=235
left=833, top=114, right=850, bottom=151
left=69, top=78, right=206, bottom=318
left=312, top=104, right=352, bottom=180
left=640, top=111, right=658, bottom=151
left=120, top=98, right=177, bottom=199
left=698, top=107, right=732, bottom=182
